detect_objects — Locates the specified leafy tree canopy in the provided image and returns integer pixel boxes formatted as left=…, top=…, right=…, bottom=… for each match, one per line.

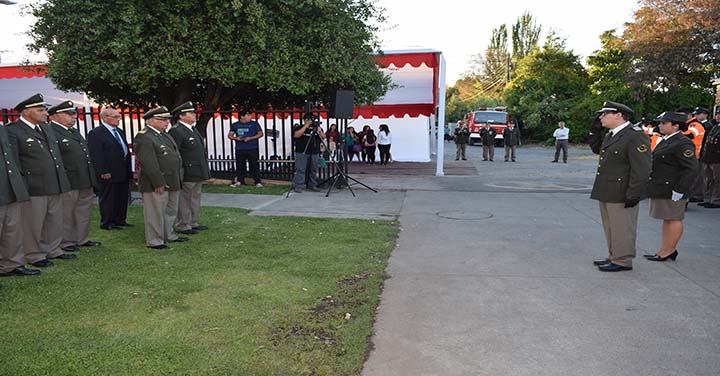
left=29, top=0, right=390, bottom=131
left=503, top=43, right=590, bottom=142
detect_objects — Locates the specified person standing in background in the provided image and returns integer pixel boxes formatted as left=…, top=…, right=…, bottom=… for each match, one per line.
left=503, top=121, right=521, bottom=162
left=454, top=120, right=470, bottom=160
left=228, top=109, right=264, bottom=187
left=552, top=121, right=570, bottom=163
left=377, top=124, right=392, bottom=165
left=480, top=122, right=496, bottom=161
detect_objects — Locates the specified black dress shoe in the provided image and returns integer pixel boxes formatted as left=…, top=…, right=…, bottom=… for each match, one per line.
left=177, top=229, right=198, bottom=235
left=61, top=245, right=80, bottom=252
left=80, top=240, right=102, bottom=247
left=49, top=253, right=77, bottom=260
left=0, top=267, right=41, bottom=277
left=598, top=263, right=632, bottom=272
left=148, top=244, right=169, bottom=250
left=688, top=197, right=702, bottom=203
left=646, top=250, right=678, bottom=262
left=698, top=202, right=709, bottom=206
left=30, top=259, right=54, bottom=268
left=704, top=203, right=720, bottom=208
left=192, top=225, right=209, bottom=231
left=593, top=258, right=611, bottom=266
left=117, top=222, right=134, bottom=227
left=100, top=225, right=121, bottom=230
left=168, top=237, right=190, bottom=243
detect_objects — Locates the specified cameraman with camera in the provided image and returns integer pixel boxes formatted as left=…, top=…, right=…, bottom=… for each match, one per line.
left=292, top=114, right=325, bottom=193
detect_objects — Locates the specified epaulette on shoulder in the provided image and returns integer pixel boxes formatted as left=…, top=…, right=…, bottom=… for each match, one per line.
left=138, top=129, right=147, bottom=135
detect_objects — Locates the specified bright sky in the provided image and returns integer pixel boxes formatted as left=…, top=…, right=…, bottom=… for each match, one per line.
left=1, top=0, right=639, bottom=85
left=376, top=0, right=639, bottom=84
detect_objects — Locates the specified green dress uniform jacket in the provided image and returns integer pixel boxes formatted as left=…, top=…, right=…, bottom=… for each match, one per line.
left=503, top=128, right=521, bottom=146
left=0, top=125, right=29, bottom=206
left=6, top=120, right=71, bottom=196
left=134, top=127, right=183, bottom=192
left=480, top=127, right=497, bottom=146
left=453, top=127, right=470, bottom=144
left=51, top=122, right=97, bottom=190
left=168, top=123, right=211, bottom=182
left=700, top=125, right=720, bottom=164
left=647, top=133, right=698, bottom=199
left=590, top=124, right=651, bottom=203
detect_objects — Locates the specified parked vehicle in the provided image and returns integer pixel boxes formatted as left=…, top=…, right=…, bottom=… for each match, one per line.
left=465, top=107, right=510, bottom=146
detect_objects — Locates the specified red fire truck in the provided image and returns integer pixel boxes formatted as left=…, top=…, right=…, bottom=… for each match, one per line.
left=465, top=107, right=511, bottom=146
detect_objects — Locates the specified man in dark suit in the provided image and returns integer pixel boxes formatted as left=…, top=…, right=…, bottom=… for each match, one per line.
left=168, top=101, right=211, bottom=235
left=87, top=108, right=132, bottom=230
left=6, top=93, right=75, bottom=268
left=503, top=121, right=521, bottom=162
left=0, top=124, right=41, bottom=278
left=134, top=107, right=189, bottom=249
left=589, top=100, right=651, bottom=272
left=49, top=101, right=101, bottom=251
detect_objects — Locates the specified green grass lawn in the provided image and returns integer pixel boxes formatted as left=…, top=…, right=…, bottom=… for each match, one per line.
left=0, top=206, right=398, bottom=376
left=202, top=183, right=291, bottom=195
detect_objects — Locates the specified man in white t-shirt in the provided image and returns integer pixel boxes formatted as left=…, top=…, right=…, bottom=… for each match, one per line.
left=552, top=121, right=570, bottom=163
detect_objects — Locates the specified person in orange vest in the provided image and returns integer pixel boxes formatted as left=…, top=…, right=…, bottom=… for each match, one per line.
left=641, top=118, right=662, bottom=151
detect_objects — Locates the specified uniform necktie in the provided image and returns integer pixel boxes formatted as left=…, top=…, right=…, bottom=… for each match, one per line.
left=113, top=128, right=128, bottom=156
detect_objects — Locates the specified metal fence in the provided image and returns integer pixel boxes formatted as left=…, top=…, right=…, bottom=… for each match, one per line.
left=2, top=107, right=350, bottom=182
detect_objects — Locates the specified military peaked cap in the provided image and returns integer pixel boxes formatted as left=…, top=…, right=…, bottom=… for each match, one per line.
left=171, top=101, right=196, bottom=116
left=48, top=100, right=76, bottom=115
left=597, top=100, right=634, bottom=116
left=693, top=106, right=710, bottom=115
left=143, top=106, right=172, bottom=120
left=14, top=93, right=46, bottom=111
left=654, top=111, right=688, bottom=130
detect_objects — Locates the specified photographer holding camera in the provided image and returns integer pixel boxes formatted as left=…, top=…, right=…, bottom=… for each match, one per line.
left=292, top=114, right=325, bottom=193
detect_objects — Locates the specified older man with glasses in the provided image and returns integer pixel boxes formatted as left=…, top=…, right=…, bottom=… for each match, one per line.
left=88, top=108, right=132, bottom=230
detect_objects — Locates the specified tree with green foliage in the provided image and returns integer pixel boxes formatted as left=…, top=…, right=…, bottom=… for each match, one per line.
left=503, top=42, right=590, bottom=142
left=475, top=25, right=509, bottom=99
left=29, top=0, right=390, bottom=133
left=511, top=12, right=541, bottom=63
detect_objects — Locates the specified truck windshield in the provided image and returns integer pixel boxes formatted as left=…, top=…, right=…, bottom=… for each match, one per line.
left=473, top=112, right=507, bottom=124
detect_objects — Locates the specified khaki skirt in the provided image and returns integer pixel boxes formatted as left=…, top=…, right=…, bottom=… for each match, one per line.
left=649, top=198, right=686, bottom=220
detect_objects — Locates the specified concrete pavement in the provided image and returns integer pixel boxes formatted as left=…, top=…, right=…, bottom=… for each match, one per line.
left=199, top=143, right=720, bottom=375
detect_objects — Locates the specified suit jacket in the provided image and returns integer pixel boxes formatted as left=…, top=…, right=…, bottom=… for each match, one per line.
left=51, top=122, right=97, bottom=190
left=6, top=120, right=71, bottom=196
left=168, top=123, right=211, bottom=182
left=503, top=127, right=521, bottom=146
left=134, top=127, right=183, bottom=192
left=647, top=133, right=698, bottom=199
left=590, top=123, right=651, bottom=203
left=87, top=124, right=131, bottom=184
left=480, top=127, right=496, bottom=146
left=0, top=125, right=29, bottom=206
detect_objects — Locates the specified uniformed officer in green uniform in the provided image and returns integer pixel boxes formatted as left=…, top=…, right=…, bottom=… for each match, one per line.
left=6, top=94, right=75, bottom=267
left=480, top=122, right=497, bottom=161
left=589, top=100, right=651, bottom=272
left=168, top=101, right=211, bottom=235
left=48, top=100, right=101, bottom=252
left=134, top=106, right=189, bottom=249
left=0, top=124, right=41, bottom=279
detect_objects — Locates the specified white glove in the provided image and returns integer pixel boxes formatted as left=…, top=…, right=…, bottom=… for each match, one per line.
left=671, top=191, right=683, bottom=202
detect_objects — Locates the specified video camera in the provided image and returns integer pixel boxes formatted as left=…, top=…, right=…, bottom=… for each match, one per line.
left=303, top=113, right=321, bottom=129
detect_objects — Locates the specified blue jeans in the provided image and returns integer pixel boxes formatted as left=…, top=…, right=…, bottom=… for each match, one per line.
left=292, top=152, right=319, bottom=188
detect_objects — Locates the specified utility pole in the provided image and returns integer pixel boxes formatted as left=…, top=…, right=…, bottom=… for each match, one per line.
left=506, top=53, right=512, bottom=83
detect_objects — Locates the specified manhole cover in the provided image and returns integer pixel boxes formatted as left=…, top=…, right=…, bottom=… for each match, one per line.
left=437, top=210, right=493, bottom=220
